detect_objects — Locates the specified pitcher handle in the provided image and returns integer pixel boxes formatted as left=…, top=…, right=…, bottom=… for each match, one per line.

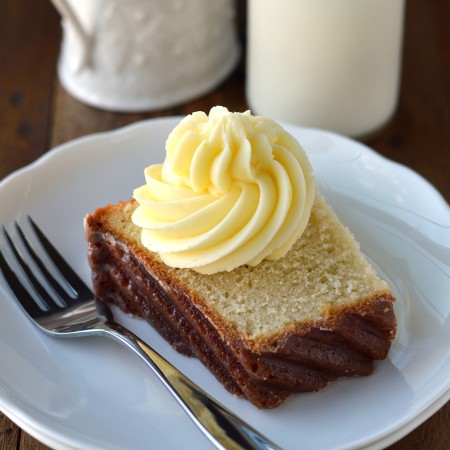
left=50, top=0, right=91, bottom=71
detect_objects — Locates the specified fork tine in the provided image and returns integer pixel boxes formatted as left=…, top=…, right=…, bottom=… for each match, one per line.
left=28, top=217, right=93, bottom=300
left=14, top=221, right=74, bottom=302
left=2, top=226, right=63, bottom=314
left=0, top=245, right=47, bottom=318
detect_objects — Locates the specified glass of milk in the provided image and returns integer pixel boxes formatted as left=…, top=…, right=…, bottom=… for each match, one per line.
left=246, top=0, right=406, bottom=138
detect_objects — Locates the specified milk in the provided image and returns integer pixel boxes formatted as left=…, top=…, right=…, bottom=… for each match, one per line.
left=246, top=0, right=405, bottom=138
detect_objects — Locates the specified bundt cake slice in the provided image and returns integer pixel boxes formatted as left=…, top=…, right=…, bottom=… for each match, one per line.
left=85, top=191, right=396, bottom=408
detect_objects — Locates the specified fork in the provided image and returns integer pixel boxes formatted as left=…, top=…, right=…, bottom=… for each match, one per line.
left=0, top=217, right=281, bottom=450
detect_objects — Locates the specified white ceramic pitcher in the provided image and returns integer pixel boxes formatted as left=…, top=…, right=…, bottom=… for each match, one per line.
left=50, top=0, right=240, bottom=111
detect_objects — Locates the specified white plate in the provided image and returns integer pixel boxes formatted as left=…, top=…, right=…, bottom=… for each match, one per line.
left=0, top=118, right=449, bottom=450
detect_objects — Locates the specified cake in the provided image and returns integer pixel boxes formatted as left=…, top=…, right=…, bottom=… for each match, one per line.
left=85, top=107, right=397, bottom=408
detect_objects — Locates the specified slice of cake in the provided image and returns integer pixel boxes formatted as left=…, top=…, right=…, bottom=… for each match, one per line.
left=85, top=107, right=396, bottom=408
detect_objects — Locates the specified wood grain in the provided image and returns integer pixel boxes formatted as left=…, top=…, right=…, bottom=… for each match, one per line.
left=365, top=0, right=450, bottom=200
left=0, top=414, right=20, bottom=450
left=0, top=0, right=60, bottom=180
left=0, top=0, right=448, bottom=449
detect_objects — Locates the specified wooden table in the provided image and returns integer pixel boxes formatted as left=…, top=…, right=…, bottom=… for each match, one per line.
left=1, top=0, right=448, bottom=449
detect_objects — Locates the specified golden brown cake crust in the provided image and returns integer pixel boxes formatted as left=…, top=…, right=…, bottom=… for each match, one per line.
left=85, top=200, right=397, bottom=408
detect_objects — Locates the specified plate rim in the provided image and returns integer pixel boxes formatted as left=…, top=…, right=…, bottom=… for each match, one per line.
left=0, top=117, right=449, bottom=450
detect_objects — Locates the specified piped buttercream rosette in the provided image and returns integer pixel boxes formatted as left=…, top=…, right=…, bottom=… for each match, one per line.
left=132, top=106, right=315, bottom=274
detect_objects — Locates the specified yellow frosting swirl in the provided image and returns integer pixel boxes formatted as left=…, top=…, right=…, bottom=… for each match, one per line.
left=132, top=106, right=315, bottom=274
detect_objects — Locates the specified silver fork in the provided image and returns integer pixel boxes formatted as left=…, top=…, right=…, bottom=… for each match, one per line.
left=0, top=217, right=281, bottom=450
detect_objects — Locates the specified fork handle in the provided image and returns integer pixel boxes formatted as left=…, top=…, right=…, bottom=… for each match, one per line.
left=102, top=322, right=281, bottom=450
